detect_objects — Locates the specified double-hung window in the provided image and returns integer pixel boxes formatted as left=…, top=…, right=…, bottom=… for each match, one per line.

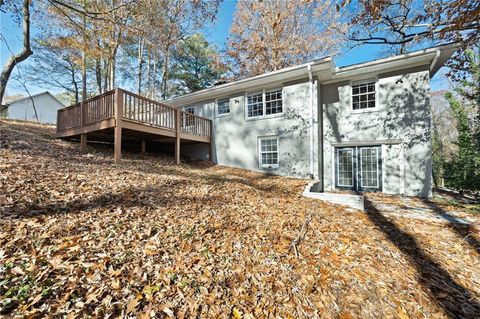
left=247, top=92, right=263, bottom=117
left=247, top=88, right=283, bottom=118
left=352, top=79, right=376, bottom=110
left=217, top=98, right=230, bottom=116
left=259, top=137, right=279, bottom=168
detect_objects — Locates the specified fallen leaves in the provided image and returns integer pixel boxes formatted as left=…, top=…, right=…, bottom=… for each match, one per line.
left=1, top=120, right=479, bottom=318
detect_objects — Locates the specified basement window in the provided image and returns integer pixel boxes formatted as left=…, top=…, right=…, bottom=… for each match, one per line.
left=259, top=137, right=279, bottom=168
left=247, top=88, right=283, bottom=118
left=352, top=80, right=376, bottom=110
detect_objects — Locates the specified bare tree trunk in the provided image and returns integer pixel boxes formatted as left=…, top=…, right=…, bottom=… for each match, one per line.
left=72, top=71, right=79, bottom=104
left=146, top=48, right=151, bottom=97
left=103, top=58, right=108, bottom=92
left=95, top=57, right=102, bottom=94
left=161, top=46, right=170, bottom=99
left=152, top=49, right=157, bottom=99
left=110, top=45, right=118, bottom=89
left=81, top=0, right=87, bottom=101
left=137, top=36, right=144, bottom=94
left=0, top=0, right=32, bottom=105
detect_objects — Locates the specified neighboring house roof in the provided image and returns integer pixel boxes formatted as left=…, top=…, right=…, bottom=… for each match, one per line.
left=6, top=91, right=66, bottom=107
left=166, top=43, right=459, bottom=107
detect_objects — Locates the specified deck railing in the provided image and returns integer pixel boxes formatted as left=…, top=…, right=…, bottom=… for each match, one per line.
left=180, top=112, right=211, bottom=137
left=56, top=88, right=212, bottom=139
left=122, top=90, right=176, bottom=131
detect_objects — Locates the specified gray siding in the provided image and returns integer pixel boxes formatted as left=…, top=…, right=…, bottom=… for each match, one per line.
left=179, top=66, right=433, bottom=197
left=182, top=80, right=319, bottom=178
left=322, top=65, right=432, bottom=197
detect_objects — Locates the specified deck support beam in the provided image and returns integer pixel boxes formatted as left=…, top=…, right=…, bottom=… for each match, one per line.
left=209, top=142, right=213, bottom=162
left=141, top=140, right=146, bottom=155
left=114, top=88, right=123, bottom=164
left=80, top=134, right=87, bottom=152
left=114, top=126, right=122, bottom=164
left=175, top=109, right=181, bottom=164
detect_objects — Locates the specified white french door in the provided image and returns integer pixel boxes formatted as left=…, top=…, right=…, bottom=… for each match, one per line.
left=335, top=146, right=382, bottom=192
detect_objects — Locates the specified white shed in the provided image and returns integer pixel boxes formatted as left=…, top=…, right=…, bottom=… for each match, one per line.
left=2, top=91, right=66, bottom=124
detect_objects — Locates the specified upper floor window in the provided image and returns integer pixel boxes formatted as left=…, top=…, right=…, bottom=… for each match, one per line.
left=352, top=80, right=376, bottom=110
left=265, top=89, right=283, bottom=115
left=247, top=92, right=263, bottom=117
left=217, top=98, right=230, bottom=116
left=247, top=88, right=283, bottom=118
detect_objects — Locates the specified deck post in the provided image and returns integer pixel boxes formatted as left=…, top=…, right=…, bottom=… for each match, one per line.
left=141, top=140, right=146, bottom=155
left=209, top=121, right=213, bottom=161
left=80, top=134, right=87, bottom=152
left=175, top=108, right=181, bottom=164
left=114, top=88, right=123, bottom=164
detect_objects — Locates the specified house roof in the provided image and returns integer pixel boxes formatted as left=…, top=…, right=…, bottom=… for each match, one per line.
left=165, top=43, right=459, bottom=107
left=6, top=91, right=66, bottom=107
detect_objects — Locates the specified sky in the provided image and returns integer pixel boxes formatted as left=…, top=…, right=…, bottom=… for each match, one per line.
left=1, top=0, right=451, bottom=97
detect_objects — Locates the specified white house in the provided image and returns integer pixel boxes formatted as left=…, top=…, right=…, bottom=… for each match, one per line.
left=2, top=91, right=65, bottom=124
left=165, top=44, right=459, bottom=197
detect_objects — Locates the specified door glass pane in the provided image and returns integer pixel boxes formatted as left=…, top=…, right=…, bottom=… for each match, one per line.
left=337, top=149, right=353, bottom=187
left=360, top=147, right=379, bottom=187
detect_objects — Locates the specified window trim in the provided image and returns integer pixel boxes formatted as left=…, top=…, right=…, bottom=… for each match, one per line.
left=258, top=136, right=279, bottom=169
left=215, top=97, right=231, bottom=117
left=350, top=77, right=379, bottom=113
left=245, top=87, right=284, bottom=120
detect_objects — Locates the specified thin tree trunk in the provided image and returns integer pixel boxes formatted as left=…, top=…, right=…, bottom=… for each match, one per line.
left=71, top=68, right=79, bottom=103
left=81, top=0, right=87, bottom=101
left=103, top=58, right=109, bottom=92
left=96, top=57, right=102, bottom=94
left=110, top=45, right=118, bottom=89
left=161, top=46, right=170, bottom=99
left=0, top=0, right=32, bottom=105
left=146, top=48, right=151, bottom=97
left=152, top=50, right=157, bottom=99
left=137, top=36, right=144, bottom=94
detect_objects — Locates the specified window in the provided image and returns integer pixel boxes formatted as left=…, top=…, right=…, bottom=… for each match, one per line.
left=217, top=98, right=230, bottom=116
left=265, top=89, right=283, bottom=115
left=259, top=137, right=279, bottom=168
left=184, top=106, right=195, bottom=114
left=247, top=88, right=283, bottom=118
left=352, top=80, right=376, bottom=110
left=247, top=92, right=263, bottom=117
left=183, top=106, right=195, bottom=127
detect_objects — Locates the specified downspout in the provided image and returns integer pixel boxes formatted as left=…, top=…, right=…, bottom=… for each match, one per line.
left=308, top=65, right=314, bottom=179
left=429, top=49, right=441, bottom=75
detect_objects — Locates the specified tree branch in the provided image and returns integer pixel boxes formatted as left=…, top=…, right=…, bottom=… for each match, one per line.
left=0, top=0, right=32, bottom=105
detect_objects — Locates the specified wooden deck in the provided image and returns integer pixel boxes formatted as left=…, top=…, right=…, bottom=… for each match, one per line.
left=56, top=88, right=212, bottom=163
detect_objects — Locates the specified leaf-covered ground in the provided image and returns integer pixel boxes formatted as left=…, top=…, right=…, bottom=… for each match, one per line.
left=1, top=120, right=479, bottom=318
